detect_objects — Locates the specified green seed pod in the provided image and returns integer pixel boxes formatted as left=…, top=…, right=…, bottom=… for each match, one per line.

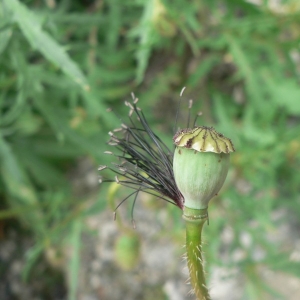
left=173, top=126, right=235, bottom=210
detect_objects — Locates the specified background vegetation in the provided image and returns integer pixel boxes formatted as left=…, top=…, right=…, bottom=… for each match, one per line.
left=1, top=0, right=300, bottom=299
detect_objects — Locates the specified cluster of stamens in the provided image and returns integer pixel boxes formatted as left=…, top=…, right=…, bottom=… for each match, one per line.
left=98, top=94, right=184, bottom=221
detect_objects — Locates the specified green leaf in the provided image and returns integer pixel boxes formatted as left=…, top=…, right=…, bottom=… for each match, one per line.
left=33, top=97, right=104, bottom=160
left=14, top=140, right=67, bottom=187
left=132, top=0, right=156, bottom=83
left=0, top=133, right=37, bottom=205
left=2, top=0, right=89, bottom=90
left=187, top=55, right=220, bottom=87
left=22, top=244, right=44, bottom=281
left=68, top=219, right=82, bottom=300
left=266, top=252, right=300, bottom=278
left=265, top=77, right=300, bottom=115
left=0, top=28, right=12, bottom=55
left=225, top=33, right=264, bottom=109
left=0, top=133, right=46, bottom=233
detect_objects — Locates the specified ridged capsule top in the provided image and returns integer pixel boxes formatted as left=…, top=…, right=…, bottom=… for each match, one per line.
left=173, top=126, right=235, bottom=154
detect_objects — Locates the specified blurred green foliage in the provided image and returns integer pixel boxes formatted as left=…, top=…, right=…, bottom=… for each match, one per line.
left=1, top=0, right=300, bottom=299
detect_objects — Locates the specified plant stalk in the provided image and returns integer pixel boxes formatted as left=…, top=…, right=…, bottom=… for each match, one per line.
left=183, top=206, right=211, bottom=300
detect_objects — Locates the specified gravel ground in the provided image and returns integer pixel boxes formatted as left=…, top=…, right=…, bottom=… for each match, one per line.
left=0, top=223, right=66, bottom=300
left=2, top=203, right=300, bottom=300
left=1, top=158, right=300, bottom=300
left=71, top=203, right=300, bottom=300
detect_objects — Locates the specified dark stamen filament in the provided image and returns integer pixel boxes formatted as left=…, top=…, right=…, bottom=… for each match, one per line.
left=187, top=99, right=193, bottom=128
left=103, top=99, right=184, bottom=216
left=193, top=111, right=203, bottom=128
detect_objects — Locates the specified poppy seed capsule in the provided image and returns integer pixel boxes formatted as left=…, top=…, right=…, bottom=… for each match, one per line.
left=173, top=126, right=235, bottom=210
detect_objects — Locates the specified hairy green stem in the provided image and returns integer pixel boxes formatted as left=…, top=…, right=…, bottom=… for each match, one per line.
left=183, top=207, right=211, bottom=300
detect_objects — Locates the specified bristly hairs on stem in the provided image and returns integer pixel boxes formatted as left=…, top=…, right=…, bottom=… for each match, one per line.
left=99, top=93, right=184, bottom=222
